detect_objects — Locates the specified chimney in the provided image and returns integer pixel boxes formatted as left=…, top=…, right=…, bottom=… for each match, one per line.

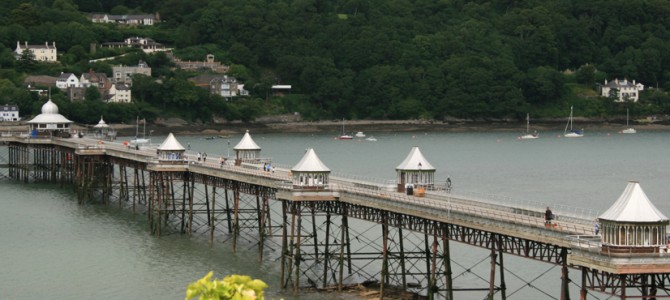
left=605, top=79, right=608, bottom=85
left=25, top=41, right=28, bottom=48
left=53, top=41, right=56, bottom=48
left=45, top=41, right=48, bottom=47
left=16, top=41, right=19, bottom=49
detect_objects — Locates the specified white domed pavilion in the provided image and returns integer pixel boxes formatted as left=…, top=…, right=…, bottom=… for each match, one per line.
left=27, top=98, right=73, bottom=137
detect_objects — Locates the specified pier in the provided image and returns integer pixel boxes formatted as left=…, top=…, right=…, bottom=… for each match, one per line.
left=1, top=133, right=670, bottom=300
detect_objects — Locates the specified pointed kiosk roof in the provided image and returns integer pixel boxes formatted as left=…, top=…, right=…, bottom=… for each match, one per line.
left=233, top=130, right=261, bottom=150
left=94, top=116, right=109, bottom=128
left=599, top=181, right=668, bottom=222
left=396, top=146, right=435, bottom=171
left=158, top=133, right=185, bottom=151
left=292, top=148, right=330, bottom=172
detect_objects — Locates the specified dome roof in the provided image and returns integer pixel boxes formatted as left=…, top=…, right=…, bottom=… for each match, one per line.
left=41, top=99, right=59, bottom=114
left=27, top=98, right=73, bottom=125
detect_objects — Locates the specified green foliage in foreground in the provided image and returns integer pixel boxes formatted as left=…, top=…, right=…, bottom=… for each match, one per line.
left=185, top=272, right=269, bottom=300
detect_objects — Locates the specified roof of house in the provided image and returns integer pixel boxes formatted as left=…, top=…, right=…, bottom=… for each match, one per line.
left=57, top=73, right=76, bottom=80
left=292, top=148, right=330, bottom=172
left=23, top=75, right=57, bottom=87
left=396, top=146, right=435, bottom=171
left=158, top=133, right=185, bottom=151
left=599, top=181, right=668, bottom=222
left=233, top=130, right=261, bottom=150
left=1, top=104, right=18, bottom=111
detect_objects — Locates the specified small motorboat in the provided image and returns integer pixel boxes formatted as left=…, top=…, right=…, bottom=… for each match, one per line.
left=355, top=131, right=366, bottom=138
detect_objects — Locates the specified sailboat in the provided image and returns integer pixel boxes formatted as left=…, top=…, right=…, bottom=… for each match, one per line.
left=130, top=116, right=151, bottom=146
left=338, top=119, right=353, bottom=140
left=519, top=113, right=539, bottom=139
left=563, top=106, right=584, bottom=137
left=621, top=108, right=636, bottom=134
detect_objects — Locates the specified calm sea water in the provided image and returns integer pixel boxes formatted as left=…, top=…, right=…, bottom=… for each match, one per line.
left=2, top=129, right=669, bottom=299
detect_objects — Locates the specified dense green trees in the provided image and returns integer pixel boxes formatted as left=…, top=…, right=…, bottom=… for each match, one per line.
left=2, top=0, right=670, bottom=123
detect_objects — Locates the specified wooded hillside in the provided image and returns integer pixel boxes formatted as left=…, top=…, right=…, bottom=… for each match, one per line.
left=1, top=0, right=670, bottom=124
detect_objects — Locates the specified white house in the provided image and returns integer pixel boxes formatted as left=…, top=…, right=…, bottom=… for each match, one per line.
left=0, top=104, right=20, bottom=121
left=105, top=84, right=132, bottom=103
left=15, top=41, right=57, bottom=62
left=600, top=79, right=644, bottom=102
left=90, top=13, right=158, bottom=26
left=56, top=73, right=80, bottom=89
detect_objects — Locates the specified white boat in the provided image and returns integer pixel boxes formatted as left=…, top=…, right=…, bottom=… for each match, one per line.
left=563, top=106, right=584, bottom=137
left=519, top=113, right=539, bottom=139
left=621, top=108, right=636, bottom=134
left=130, top=116, right=151, bottom=145
left=355, top=131, right=366, bottom=138
left=338, top=119, right=353, bottom=140
left=365, top=136, right=377, bottom=142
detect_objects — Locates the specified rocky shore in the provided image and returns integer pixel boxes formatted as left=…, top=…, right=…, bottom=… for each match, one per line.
left=2, top=118, right=670, bottom=137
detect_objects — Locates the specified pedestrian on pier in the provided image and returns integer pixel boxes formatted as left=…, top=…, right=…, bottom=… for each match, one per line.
left=220, top=156, right=225, bottom=168
left=187, top=143, right=191, bottom=151
left=446, top=176, right=452, bottom=193
left=203, top=152, right=207, bottom=162
left=272, top=165, right=276, bottom=174
left=595, top=220, right=600, bottom=235
left=197, top=152, right=201, bottom=162
left=545, top=207, right=554, bottom=225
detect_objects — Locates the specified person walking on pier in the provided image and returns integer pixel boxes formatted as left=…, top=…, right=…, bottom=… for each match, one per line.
left=197, top=152, right=201, bottom=163
left=203, top=152, right=207, bottom=163
left=545, top=207, right=554, bottom=225
left=220, top=156, right=225, bottom=168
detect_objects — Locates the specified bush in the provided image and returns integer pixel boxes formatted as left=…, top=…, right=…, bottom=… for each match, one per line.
left=185, top=272, right=269, bottom=300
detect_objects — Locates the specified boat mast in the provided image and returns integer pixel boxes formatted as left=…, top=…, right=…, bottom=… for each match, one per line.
left=135, top=116, right=139, bottom=138
left=526, top=113, right=530, bottom=133
left=626, top=108, right=630, bottom=127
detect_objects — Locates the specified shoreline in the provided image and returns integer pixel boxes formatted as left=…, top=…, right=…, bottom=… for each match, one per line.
left=2, top=119, right=670, bottom=136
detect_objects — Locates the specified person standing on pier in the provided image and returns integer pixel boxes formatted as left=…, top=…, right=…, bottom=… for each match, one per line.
left=545, top=207, right=554, bottom=225
left=197, top=152, right=201, bottom=162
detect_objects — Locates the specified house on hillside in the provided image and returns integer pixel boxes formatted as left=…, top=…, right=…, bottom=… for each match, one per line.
left=90, top=13, right=159, bottom=26
left=24, top=75, right=57, bottom=96
left=105, top=84, right=132, bottom=103
left=600, top=79, right=644, bottom=102
left=0, top=104, right=20, bottom=121
left=113, top=60, right=151, bottom=85
left=271, top=85, right=292, bottom=97
left=80, top=71, right=111, bottom=90
left=101, top=37, right=168, bottom=53
left=14, top=41, right=57, bottom=62
left=210, top=76, right=249, bottom=98
left=56, top=73, right=80, bottom=89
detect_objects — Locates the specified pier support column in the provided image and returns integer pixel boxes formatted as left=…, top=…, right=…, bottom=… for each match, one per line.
left=442, top=223, right=453, bottom=300
left=380, top=212, right=389, bottom=299
left=497, top=234, right=507, bottom=300
left=487, top=234, right=497, bottom=300
left=280, top=200, right=289, bottom=289
left=580, top=268, right=587, bottom=300
left=561, top=248, right=570, bottom=300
